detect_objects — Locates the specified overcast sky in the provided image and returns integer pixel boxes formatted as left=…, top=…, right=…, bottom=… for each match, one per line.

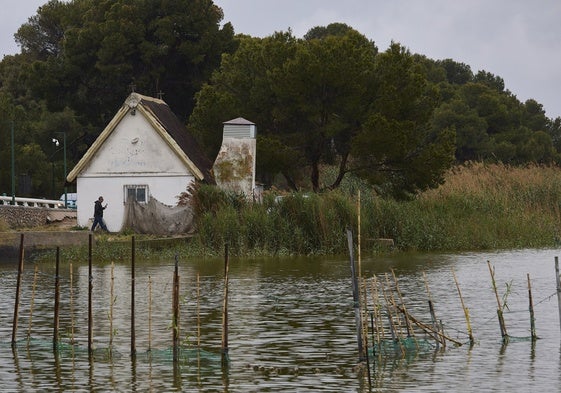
left=2, top=0, right=560, bottom=119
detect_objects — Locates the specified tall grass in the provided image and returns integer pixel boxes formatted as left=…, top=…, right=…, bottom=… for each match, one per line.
left=190, top=163, right=561, bottom=256
left=32, top=162, right=561, bottom=261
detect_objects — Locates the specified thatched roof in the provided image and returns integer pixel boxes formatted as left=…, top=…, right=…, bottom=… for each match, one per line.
left=67, top=93, right=214, bottom=183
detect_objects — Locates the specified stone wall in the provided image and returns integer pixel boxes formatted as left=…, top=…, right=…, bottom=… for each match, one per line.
left=0, top=206, right=76, bottom=229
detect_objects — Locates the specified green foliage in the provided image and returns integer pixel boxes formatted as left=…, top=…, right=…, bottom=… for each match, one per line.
left=10, top=0, right=236, bottom=126
left=351, top=44, right=455, bottom=198
left=2, top=6, right=561, bottom=203
left=187, top=185, right=357, bottom=256
left=189, top=163, right=561, bottom=255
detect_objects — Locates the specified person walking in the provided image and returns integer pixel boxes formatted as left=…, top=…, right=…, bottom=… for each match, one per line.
left=91, top=196, right=108, bottom=231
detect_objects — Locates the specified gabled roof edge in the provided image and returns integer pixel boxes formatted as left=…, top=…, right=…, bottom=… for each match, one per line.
left=66, top=106, right=129, bottom=182
left=138, top=105, right=205, bottom=181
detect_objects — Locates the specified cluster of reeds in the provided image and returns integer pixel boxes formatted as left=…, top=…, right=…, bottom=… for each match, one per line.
left=191, top=162, right=561, bottom=255
left=192, top=185, right=356, bottom=256
left=32, top=163, right=561, bottom=261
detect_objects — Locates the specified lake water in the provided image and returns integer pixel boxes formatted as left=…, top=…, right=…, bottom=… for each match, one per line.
left=1, top=248, right=561, bottom=392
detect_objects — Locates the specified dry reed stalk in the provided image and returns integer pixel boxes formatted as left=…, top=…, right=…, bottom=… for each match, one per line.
left=527, top=273, right=537, bottom=340
left=451, top=267, right=474, bottom=345
left=391, top=269, right=415, bottom=340
left=487, top=261, right=508, bottom=340
left=370, top=276, right=384, bottom=347
left=382, top=273, right=406, bottom=356
left=422, top=271, right=442, bottom=348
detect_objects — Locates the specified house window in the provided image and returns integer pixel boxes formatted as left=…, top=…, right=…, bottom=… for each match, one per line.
left=125, top=185, right=149, bottom=203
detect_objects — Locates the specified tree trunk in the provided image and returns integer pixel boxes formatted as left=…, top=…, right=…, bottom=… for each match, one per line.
left=327, top=152, right=349, bottom=190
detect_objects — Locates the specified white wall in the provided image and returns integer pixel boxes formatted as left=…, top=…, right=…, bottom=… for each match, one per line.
left=75, top=109, right=196, bottom=231
left=76, top=174, right=194, bottom=231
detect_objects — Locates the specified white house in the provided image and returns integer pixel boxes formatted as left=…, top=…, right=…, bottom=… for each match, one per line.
left=66, top=92, right=213, bottom=233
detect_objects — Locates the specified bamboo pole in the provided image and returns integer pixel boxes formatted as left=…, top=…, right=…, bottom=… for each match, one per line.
left=381, top=274, right=405, bottom=356
left=69, top=263, right=75, bottom=344
left=359, top=277, right=372, bottom=388
left=527, top=273, right=537, bottom=340
left=27, top=264, right=39, bottom=341
left=172, top=254, right=180, bottom=362
left=53, top=247, right=61, bottom=351
left=423, top=271, right=441, bottom=348
left=487, top=261, right=508, bottom=340
left=148, top=275, right=152, bottom=352
left=555, top=256, right=561, bottom=335
left=12, top=233, right=25, bottom=348
left=197, top=272, right=201, bottom=349
left=391, top=269, right=415, bottom=339
left=131, top=236, right=136, bottom=357
left=88, top=233, right=93, bottom=355
left=357, top=192, right=370, bottom=378
left=451, top=267, right=474, bottom=345
left=357, top=191, right=361, bottom=279
left=384, top=273, right=405, bottom=340
left=395, top=305, right=463, bottom=346
left=110, top=262, right=115, bottom=351
left=347, top=228, right=365, bottom=361
left=221, top=243, right=230, bottom=368
left=369, top=277, right=380, bottom=348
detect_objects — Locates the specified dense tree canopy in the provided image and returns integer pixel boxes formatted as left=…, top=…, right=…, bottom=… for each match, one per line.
left=0, top=0, right=235, bottom=198
left=1, top=4, right=560, bottom=200
left=190, top=31, right=456, bottom=196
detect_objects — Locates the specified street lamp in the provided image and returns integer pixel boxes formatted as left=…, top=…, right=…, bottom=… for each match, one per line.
left=52, top=132, right=67, bottom=208
left=52, top=138, right=58, bottom=199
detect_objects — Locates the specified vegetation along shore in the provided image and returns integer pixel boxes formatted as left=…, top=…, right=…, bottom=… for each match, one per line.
left=18, top=162, right=561, bottom=263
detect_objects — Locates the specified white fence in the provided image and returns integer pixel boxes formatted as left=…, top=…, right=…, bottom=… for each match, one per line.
left=0, top=196, right=65, bottom=209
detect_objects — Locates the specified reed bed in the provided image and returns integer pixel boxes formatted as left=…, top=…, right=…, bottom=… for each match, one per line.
left=34, top=163, right=561, bottom=261
left=192, top=162, right=561, bottom=255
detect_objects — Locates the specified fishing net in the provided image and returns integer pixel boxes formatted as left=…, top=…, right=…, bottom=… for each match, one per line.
left=369, top=337, right=436, bottom=358
left=5, top=338, right=223, bottom=365
left=138, top=347, right=225, bottom=365
left=123, top=198, right=195, bottom=235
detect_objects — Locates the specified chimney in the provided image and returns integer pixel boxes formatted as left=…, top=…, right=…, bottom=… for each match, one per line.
left=212, top=118, right=257, bottom=200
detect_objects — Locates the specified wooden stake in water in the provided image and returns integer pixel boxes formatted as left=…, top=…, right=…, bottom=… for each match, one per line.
left=391, top=269, right=414, bottom=339
left=53, top=247, right=61, bottom=351
left=221, top=243, right=230, bottom=368
left=527, top=273, right=537, bottom=340
left=347, top=228, right=364, bottom=361
left=423, top=271, right=441, bottom=348
left=172, top=254, right=180, bottom=362
left=555, top=256, right=561, bottom=335
left=148, top=275, right=152, bottom=352
left=12, top=233, right=25, bottom=348
left=487, top=261, right=508, bottom=340
left=197, top=272, right=201, bottom=349
left=451, top=267, right=474, bottom=345
left=131, top=236, right=136, bottom=358
left=69, top=263, right=75, bottom=344
left=88, top=233, right=93, bottom=355
left=27, top=264, right=39, bottom=342
left=110, top=262, right=115, bottom=351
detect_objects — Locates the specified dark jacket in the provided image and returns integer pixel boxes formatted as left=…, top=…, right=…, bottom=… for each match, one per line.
left=94, top=200, right=105, bottom=217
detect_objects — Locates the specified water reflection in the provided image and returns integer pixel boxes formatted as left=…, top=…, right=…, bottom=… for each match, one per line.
left=0, top=249, right=561, bottom=391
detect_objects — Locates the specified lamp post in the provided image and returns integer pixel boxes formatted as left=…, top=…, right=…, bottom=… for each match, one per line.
left=52, top=132, right=67, bottom=208
left=51, top=138, right=58, bottom=199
